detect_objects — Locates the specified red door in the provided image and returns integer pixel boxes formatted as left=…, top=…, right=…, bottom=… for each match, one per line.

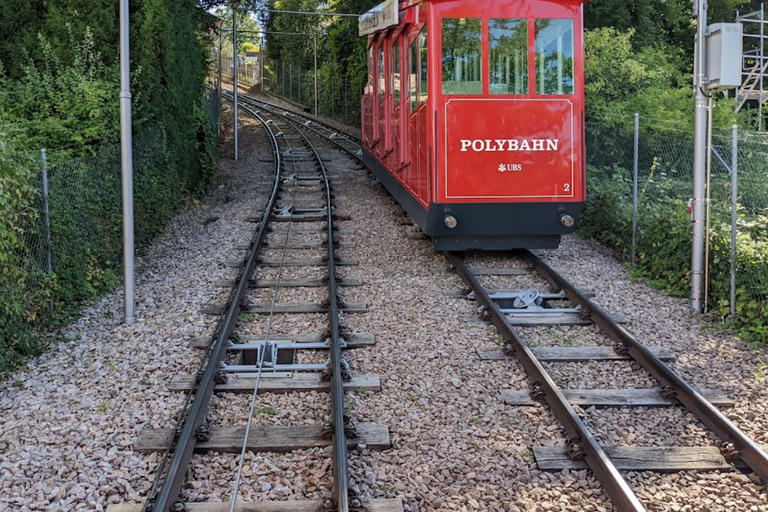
left=377, top=40, right=386, bottom=157
left=391, top=38, right=402, bottom=170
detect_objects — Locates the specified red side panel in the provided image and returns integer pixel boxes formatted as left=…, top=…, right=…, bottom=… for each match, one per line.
left=443, top=98, right=579, bottom=200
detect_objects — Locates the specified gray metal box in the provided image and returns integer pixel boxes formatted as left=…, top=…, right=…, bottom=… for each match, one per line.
left=706, top=23, right=743, bottom=90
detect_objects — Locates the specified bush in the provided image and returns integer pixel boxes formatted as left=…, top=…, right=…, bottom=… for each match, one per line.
left=580, top=163, right=768, bottom=345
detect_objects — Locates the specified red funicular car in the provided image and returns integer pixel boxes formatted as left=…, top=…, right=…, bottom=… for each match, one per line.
left=359, top=0, right=586, bottom=250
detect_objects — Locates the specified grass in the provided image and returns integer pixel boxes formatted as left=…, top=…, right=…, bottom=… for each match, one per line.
left=240, top=312, right=255, bottom=323
left=469, top=417, right=482, bottom=424
left=256, top=406, right=277, bottom=416
left=355, top=388, right=373, bottom=397
left=95, top=402, right=108, bottom=414
left=11, top=379, right=25, bottom=389
left=406, top=393, right=418, bottom=402
left=520, top=448, right=534, bottom=462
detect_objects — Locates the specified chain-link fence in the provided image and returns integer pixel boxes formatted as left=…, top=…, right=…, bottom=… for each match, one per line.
left=583, top=115, right=768, bottom=343
left=263, top=58, right=366, bottom=126
left=221, top=54, right=262, bottom=87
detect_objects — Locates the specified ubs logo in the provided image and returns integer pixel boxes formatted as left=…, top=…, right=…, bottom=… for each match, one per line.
left=498, top=163, right=523, bottom=173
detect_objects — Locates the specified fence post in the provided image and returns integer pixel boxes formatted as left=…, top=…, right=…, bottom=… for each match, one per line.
left=632, top=113, right=639, bottom=264
left=730, top=124, right=738, bottom=319
left=41, top=149, right=53, bottom=274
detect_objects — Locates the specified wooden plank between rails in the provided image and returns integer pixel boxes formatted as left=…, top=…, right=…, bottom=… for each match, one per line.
left=501, top=388, right=734, bottom=407
left=477, top=345, right=675, bottom=362
left=189, top=332, right=375, bottom=349
left=108, top=498, right=404, bottom=512
left=532, top=445, right=768, bottom=471
left=134, top=423, right=390, bottom=454
left=168, top=373, right=381, bottom=394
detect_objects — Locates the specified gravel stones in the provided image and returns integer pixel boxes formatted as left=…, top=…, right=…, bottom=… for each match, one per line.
left=2, top=94, right=767, bottom=512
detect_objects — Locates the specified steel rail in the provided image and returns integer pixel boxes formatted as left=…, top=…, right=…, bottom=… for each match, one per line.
left=146, top=106, right=283, bottom=512
left=237, top=95, right=363, bottom=157
left=269, top=106, right=352, bottom=512
left=444, top=252, right=647, bottom=512
left=522, top=249, right=768, bottom=484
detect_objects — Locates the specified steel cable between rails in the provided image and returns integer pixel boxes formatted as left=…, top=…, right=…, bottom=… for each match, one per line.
left=141, top=100, right=281, bottom=512
left=228, top=123, right=301, bottom=511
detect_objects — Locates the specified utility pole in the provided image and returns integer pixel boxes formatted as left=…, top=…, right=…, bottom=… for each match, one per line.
left=218, top=24, right=223, bottom=138
left=692, top=0, right=708, bottom=313
left=261, top=35, right=266, bottom=94
left=119, top=0, right=136, bottom=324
left=233, top=4, right=239, bottom=160
left=314, top=35, right=319, bottom=115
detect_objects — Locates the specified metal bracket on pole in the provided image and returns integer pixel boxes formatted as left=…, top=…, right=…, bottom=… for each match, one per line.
left=119, top=0, right=136, bottom=324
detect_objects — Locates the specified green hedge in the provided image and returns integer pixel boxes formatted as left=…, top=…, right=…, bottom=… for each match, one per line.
left=0, top=1, right=219, bottom=375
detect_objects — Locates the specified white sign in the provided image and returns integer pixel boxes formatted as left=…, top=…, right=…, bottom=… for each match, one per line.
left=359, top=0, right=398, bottom=37
left=459, top=139, right=560, bottom=152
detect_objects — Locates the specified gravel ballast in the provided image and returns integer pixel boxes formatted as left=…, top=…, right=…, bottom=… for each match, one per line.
left=1, top=94, right=767, bottom=512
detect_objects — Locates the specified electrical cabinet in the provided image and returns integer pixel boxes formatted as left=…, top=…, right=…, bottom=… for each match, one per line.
left=706, top=23, right=743, bottom=90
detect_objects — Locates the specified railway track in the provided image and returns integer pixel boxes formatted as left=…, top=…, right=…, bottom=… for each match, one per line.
left=111, top=94, right=399, bottom=512
left=446, top=250, right=768, bottom=511
left=237, top=94, right=768, bottom=511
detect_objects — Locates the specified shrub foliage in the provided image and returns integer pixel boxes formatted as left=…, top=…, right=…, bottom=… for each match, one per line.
left=0, top=0, right=218, bottom=374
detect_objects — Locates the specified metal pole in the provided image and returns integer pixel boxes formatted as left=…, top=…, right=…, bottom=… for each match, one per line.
left=218, top=27, right=223, bottom=138
left=233, top=6, right=239, bottom=161
left=757, top=3, right=765, bottom=132
left=289, top=63, right=293, bottom=100
left=40, top=149, right=52, bottom=274
left=704, top=95, right=714, bottom=312
left=691, top=0, right=708, bottom=313
left=632, top=113, right=639, bottom=264
left=119, top=0, right=135, bottom=324
left=731, top=125, right=738, bottom=318
left=282, top=60, right=285, bottom=94
left=261, top=36, right=265, bottom=94
left=314, top=35, right=319, bottom=115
